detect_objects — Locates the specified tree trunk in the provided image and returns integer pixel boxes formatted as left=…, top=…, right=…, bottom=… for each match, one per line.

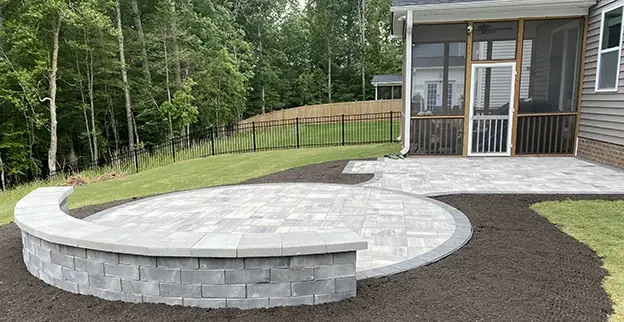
left=106, top=87, right=120, bottom=156
left=115, top=0, right=135, bottom=153
left=170, top=0, right=182, bottom=89
left=327, top=42, right=332, bottom=103
left=48, top=15, right=61, bottom=177
left=75, top=49, right=94, bottom=164
left=131, top=0, right=151, bottom=86
left=360, top=0, right=366, bottom=101
left=88, top=44, right=98, bottom=165
left=163, top=24, right=174, bottom=139
left=0, top=154, right=5, bottom=193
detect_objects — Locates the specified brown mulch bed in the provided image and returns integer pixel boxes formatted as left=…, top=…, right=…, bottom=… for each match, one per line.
left=0, top=160, right=618, bottom=322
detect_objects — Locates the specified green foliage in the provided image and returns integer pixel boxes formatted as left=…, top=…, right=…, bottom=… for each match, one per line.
left=0, top=0, right=400, bottom=187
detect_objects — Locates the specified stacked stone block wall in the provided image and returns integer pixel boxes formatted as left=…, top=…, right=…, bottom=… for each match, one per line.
left=577, top=137, right=624, bottom=169
left=21, top=232, right=357, bottom=309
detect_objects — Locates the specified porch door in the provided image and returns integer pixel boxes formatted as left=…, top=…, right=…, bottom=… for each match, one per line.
left=468, top=62, right=516, bottom=156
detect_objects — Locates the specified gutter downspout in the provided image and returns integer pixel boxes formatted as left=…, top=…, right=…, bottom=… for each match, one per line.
left=400, top=10, right=413, bottom=156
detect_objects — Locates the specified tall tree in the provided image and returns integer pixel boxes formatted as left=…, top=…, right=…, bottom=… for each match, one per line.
left=114, top=0, right=135, bottom=152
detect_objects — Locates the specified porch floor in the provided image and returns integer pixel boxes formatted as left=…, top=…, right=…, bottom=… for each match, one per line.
left=343, top=157, right=624, bottom=196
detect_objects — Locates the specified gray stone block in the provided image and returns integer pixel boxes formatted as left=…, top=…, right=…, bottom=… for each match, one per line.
left=121, top=279, right=159, bottom=296
left=42, top=261, right=63, bottom=279
left=247, top=283, right=291, bottom=298
left=121, top=293, right=143, bottom=303
left=86, top=250, right=119, bottom=264
left=30, top=253, right=42, bottom=269
left=270, top=267, right=314, bottom=282
left=184, top=298, right=226, bottom=309
left=25, top=261, right=39, bottom=278
left=89, top=274, right=121, bottom=292
left=199, top=258, right=244, bottom=270
left=104, top=263, right=140, bottom=280
left=59, top=245, right=86, bottom=258
left=333, top=252, right=356, bottom=264
left=143, top=296, right=183, bottom=306
left=244, top=258, right=289, bottom=269
left=335, top=277, right=356, bottom=292
left=314, top=291, right=356, bottom=304
left=75, top=257, right=104, bottom=275
left=34, top=245, right=52, bottom=262
left=314, top=263, right=356, bottom=279
left=119, top=254, right=156, bottom=267
left=225, top=269, right=269, bottom=284
left=56, top=279, right=79, bottom=293
left=157, top=257, right=199, bottom=269
left=181, top=269, right=224, bottom=284
left=201, top=284, right=246, bottom=298
left=237, top=234, right=282, bottom=257
left=291, top=279, right=334, bottom=296
left=62, top=267, right=88, bottom=284
left=51, top=252, right=75, bottom=269
left=79, top=285, right=123, bottom=301
left=160, top=283, right=201, bottom=298
left=226, top=298, right=269, bottom=309
left=39, top=270, right=56, bottom=286
left=139, top=267, right=181, bottom=283
left=269, top=295, right=314, bottom=308
left=290, top=254, right=332, bottom=267
left=40, top=239, right=60, bottom=251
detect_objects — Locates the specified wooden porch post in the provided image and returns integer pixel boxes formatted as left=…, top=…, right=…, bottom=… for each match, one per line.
left=511, top=19, right=525, bottom=157
left=462, top=22, right=474, bottom=157
left=574, top=16, right=589, bottom=155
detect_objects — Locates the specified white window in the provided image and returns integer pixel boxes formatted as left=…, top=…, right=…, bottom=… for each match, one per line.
left=596, top=4, right=624, bottom=92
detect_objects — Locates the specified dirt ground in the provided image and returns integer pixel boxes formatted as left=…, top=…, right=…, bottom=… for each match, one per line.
left=0, top=160, right=618, bottom=322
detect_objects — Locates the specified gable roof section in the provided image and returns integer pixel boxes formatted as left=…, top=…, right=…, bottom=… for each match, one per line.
left=372, top=74, right=403, bottom=85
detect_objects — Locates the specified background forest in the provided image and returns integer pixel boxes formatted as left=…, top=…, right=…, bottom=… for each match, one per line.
left=0, top=0, right=400, bottom=188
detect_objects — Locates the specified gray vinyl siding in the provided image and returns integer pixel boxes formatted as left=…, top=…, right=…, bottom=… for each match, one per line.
left=580, top=0, right=624, bottom=146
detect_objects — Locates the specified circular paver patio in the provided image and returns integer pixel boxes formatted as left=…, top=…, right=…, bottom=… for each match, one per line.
left=86, top=183, right=471, bottom=278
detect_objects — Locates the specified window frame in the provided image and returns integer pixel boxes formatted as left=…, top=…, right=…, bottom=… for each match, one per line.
left=595, top=2, right=624, bottom=93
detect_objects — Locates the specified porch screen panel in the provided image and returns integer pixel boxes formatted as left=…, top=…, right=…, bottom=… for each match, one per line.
left=516, top=18, right=583, bottom=155
left=411, top=24, right=467, bottom=116
left=472, top=22, right=518, bottom=61
left=409, top=24, right=466, bottom=156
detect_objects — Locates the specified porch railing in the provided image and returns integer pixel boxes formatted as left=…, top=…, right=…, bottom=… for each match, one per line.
left=409, top=116, right=464, bottom=155
left=515, top=113, right=577, bottom=155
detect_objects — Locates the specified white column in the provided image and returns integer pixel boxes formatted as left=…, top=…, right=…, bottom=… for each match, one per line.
left=375, top=85, right=378, bottom=100
left=400, top=10, right=413, bottom=156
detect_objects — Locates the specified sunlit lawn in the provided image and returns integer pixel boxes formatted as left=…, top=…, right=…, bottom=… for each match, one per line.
left=0, top=143, right=399, bottom=225
left=534, top=200, right=624, bottom=322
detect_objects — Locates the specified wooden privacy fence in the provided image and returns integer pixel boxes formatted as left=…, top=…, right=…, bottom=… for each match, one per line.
left=241, top=100, right=402, bottom=123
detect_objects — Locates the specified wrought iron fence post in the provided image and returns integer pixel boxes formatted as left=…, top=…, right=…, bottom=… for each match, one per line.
left=390, top=111, right=393, bottom=143
left=252, top=121, right=257, bottom=152
left=171, top=138, right=176, bottom=162
left=134, top=148, right=139, bottom=173
left=296, top=117, right=300, bottom=148
left=210, top=127, right=216, bottom=156
left=341, top=114, right=345, bottom=146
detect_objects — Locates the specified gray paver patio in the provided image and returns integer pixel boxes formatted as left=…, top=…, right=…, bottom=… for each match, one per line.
left=344, top=157, right=624, bottom=195
left=86, top=183, right=467, bottom=275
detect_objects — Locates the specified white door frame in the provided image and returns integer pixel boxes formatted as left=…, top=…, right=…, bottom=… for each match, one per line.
left=468, top=62, right=516, bottom=157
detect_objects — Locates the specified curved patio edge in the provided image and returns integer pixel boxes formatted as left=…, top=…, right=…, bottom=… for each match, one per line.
left=15, top=187, right=367, bottom=309
left=356, top=193, right=472, bottom=280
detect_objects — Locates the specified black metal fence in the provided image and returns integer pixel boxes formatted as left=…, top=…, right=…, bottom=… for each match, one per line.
left=68, top=112, right=400, bottom=176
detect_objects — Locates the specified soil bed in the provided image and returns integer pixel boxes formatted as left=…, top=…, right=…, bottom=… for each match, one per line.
left=0, top=160, right=618, bottom=322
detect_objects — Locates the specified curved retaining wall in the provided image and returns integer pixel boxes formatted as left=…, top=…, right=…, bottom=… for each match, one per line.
left=15, top=187, right=366, bottom=309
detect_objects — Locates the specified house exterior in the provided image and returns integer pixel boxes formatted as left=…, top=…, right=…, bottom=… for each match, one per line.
left=391, top=0, right=624, bottom=168
left=372, top=74, right=403, bottom=100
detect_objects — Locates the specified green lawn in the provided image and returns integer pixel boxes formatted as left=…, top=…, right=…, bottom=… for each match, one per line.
left=0, top=143, right=399, bottom=226
left=533, top=200, right=624, bottom=322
